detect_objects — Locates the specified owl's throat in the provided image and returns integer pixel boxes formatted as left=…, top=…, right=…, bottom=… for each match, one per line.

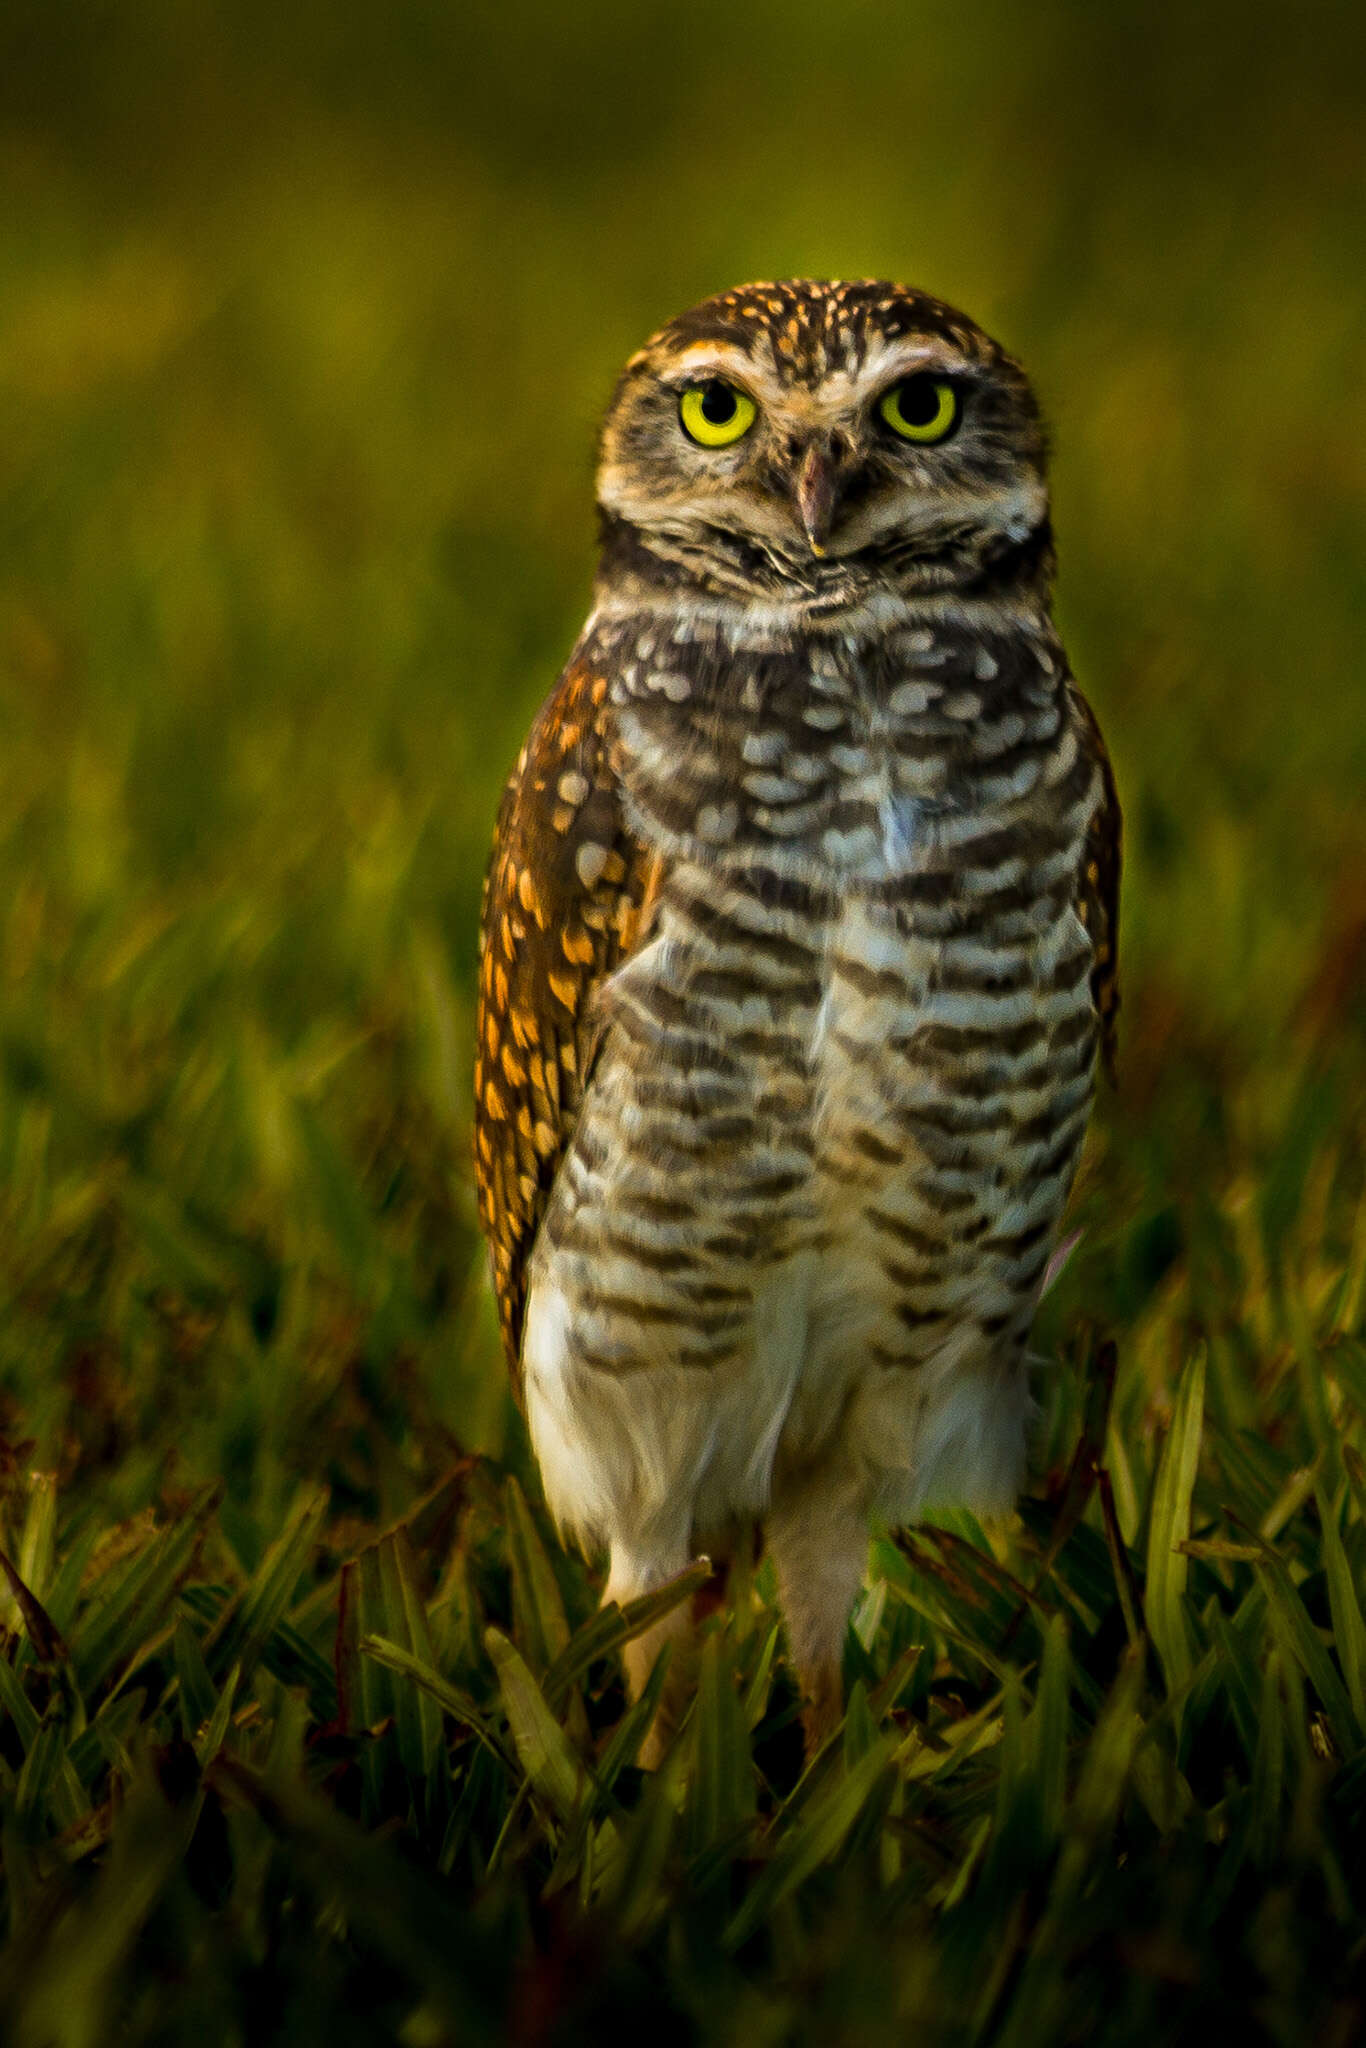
left=595, top=508, right=1055, bottom=612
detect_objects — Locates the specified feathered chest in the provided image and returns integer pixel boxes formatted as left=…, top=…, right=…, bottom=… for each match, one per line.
left=574, top=600, right=1103, bottom=1227
left=477, top=593, right=1114, bottom=1391
left=588, top=603, right=1084, bottom=890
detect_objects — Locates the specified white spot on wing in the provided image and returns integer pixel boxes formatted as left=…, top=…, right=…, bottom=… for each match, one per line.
left=575, top=841, right=609, bottom=889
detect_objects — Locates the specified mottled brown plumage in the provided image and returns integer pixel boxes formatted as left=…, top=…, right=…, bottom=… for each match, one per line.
left=474, top=279, right=1120, bottom=1758
left=475, top=658, right=661, bottom=1383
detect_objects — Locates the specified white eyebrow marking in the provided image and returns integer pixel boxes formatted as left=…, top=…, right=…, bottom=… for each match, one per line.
left=656, top=335, right=976, bottom=419
left=811, top=341, right=973, bottom=413
left=672, top=342, right=756, bottom=375
left=658, top=342, right=783, bottom=403
left=856, top=338, right=969, bottom=384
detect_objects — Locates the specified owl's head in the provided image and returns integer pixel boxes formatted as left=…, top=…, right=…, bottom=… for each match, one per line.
left=596, top=280, right=1050, bottom=596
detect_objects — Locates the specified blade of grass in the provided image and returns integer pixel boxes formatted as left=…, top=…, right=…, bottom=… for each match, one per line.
left=173, top=1618, right=218, bottom=1740
left=73, top=1487, right=220, bottom=1699
left=724, top=1741, right=891, bottom=1949
left=1029, top=1613, right=1071, bottom=1852
left=598, top=1745, right=687, bottom=1942
left=195, top=1662, right=241, bottom=1768
left=377, top=1527, right=445, bottom=1800
left=742, top=1620, right=782, bottom=1731
left=360, top=1634, right=508, bottom=1765
left=687, top=1631, right=755, bottom=1860
left=542, top=1560, right=712, bottom=1708
left=1318, top=1484, right=1366, bottom=1730
left=595, top=1651, right=671, bottom=1791
left=1248, top=1649, right=1286, bottom=1868
left=0, top=1654, right=41, bottom=1749
left=14, top=1712, right=88, bottom=1832
left=485, top=1626, right=588, bottom=1826
left=16, top=1473, right=57, bottom=1606
left=204, top=1482, right=328, bottom=1685
left=1254, top=1547, right=1360, bottom=1755
left=66, top=1689, right=156, bottom=1788
left=1036, top=1643, right=1146, bottom=1929
left=0, top=1546, right=68, bottom=1668
left=1144, top=1345, right=1206, bottom=1701
left=503, top=1476, right=571, bottom=1673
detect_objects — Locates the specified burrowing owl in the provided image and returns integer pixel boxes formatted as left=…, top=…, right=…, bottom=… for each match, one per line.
left=474, top=279, right=1120, bottom=1755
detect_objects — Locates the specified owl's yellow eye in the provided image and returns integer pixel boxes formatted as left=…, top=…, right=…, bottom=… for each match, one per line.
left=878, top=376, right=959, bottom=444
left=679, top=380, right=757, bottom=448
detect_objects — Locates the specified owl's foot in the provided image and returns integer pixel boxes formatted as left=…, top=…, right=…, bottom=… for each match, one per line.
left=765, top=1466, right=868, bottom=1763
left=608, top=1538, right=704, bottom=1769
left=622, top=1616, right=697, bottom=1769
left=799, top=1660, right=846, bottom=1760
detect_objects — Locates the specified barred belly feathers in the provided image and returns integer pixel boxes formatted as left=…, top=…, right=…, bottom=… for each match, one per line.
left=474, top=280, right=1120, bottom=1757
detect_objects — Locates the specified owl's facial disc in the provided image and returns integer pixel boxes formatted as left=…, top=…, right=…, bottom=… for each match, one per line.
left=596, top=284, right=1050, bottom=587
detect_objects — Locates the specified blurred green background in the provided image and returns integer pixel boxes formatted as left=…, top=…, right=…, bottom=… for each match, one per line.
left=2, top=6, right=1366, bottom=2040
left=1, top=0, right=1364, bottom=1515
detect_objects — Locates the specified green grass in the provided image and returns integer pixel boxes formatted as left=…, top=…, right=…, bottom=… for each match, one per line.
left=2, top=2, right=1366, bottom=2040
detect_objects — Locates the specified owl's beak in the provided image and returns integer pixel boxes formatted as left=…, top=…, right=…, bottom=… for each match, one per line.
left=795, top=442, right=837, bottom=557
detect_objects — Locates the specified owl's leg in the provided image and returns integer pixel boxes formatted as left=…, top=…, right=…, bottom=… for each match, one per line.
left=765, top=1469, right=870, bottom=1758
left=604, top=1534, right=697, bottom=1769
